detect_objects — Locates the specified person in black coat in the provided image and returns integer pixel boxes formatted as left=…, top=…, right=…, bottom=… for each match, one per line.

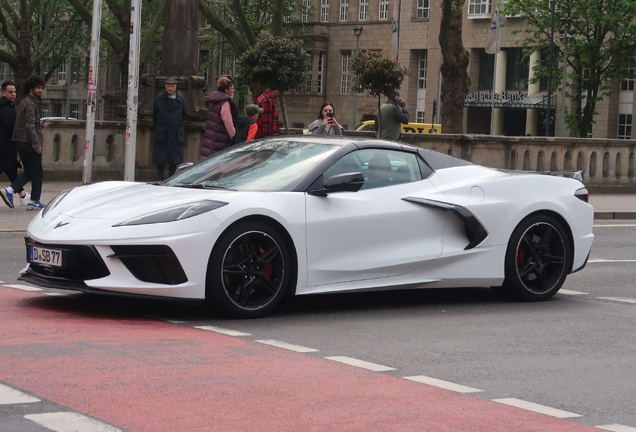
left=152, top=77, right=186, bottom=181
left=0, top=81, right=28, bottom=204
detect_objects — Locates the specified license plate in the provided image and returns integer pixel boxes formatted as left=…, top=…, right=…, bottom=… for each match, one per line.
left=28, top=245, right=65, bottom=268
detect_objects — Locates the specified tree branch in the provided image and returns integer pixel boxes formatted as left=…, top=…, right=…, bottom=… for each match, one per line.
left=67, top=0, right=124, bottom=53
left=198, top=0, right=248, bottom=55
left=0, top=0, right=20, bottom=25
left=232, top=0, right=256, bottom=46
left=0, top=7, right=22, bottom=50
left=32, top=12, right=78, bottom=65
left=140, top=0, right=166, bottom=65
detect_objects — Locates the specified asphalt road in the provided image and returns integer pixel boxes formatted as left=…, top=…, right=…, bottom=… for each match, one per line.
left=0, top=221, right=635, bottom=431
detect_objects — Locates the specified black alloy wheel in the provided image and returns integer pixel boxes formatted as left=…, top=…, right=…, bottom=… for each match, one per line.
left=500, top=214, right=572, bottom=301
left=206, top=221, right=291, bottom=318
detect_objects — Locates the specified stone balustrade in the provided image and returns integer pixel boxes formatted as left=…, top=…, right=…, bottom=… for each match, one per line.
left=40, top=120, right=636, bottom=192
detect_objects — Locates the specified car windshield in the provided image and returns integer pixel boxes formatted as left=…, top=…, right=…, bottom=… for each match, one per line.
left=165, top=139, right=339, bottom=191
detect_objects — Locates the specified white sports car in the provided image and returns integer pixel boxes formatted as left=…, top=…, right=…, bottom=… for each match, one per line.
left=21, top=137, right=594, bottom=318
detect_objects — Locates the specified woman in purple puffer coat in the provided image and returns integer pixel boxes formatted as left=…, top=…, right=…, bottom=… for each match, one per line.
left=200, top=76, right=239, bottom=160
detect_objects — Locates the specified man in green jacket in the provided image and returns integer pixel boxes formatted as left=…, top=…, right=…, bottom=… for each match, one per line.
left=379, top=90, right=409, bottom=142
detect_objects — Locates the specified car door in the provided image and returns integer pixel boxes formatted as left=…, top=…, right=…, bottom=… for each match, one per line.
left=305, top=148, right=448, bottom=288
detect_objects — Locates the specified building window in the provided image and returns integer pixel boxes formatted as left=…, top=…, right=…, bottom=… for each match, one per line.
left=416, top=111, right=425, bottom=122
left=70, top=103, right=79, bottom=118
left=340, top=0, right=348, bottom=21
left=341, top=53, right=351, bottom=95
left=284, top=15, right=291, bottom=23
left=468, top=0, right=491, bottom=16
left=478, top=49, right=494, bottom=90
left=418, top=50, right=427, bottom=89
left=41, top=103, right=50, bottom=117
left=58, top=62, right=66, bottom=84
left=416, top=0, right=430, bottom=18
left=621, top=53, right=635, bottom=91
left=306, top=55, right=313, bottom=93
left=0, top=62, right=4, bottom=81
left=317, top=52, right=324, bottom=94
left=379, top=0, right=388, bottom=20
left=321, top=0, right=329, bottom=22
left=618, top=114, right=632, bottom=139
left=359, top=0, right=368, bottom=20
left=302, top=0, right=311, bottom=22
left=505, top=48, right=529, bottom=91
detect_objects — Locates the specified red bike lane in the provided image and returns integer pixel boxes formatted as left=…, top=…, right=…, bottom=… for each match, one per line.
left=0, top=287, right=598, bottom=432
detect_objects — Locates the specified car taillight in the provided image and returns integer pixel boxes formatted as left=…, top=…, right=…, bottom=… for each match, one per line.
left=575, top=187, right=589, bottom=203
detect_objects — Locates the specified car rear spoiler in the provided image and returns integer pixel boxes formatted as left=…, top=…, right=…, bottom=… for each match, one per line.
left=497, top=169, right=584, bottom=184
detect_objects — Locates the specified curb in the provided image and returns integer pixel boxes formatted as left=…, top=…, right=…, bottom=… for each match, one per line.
left=594, top=212, right=636, bottom=220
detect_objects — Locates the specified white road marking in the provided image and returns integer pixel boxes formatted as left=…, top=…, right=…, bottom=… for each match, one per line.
left=593, top=224, right=636, bottom=227
left=403, top=375, right=482, bottom=393
left=193, top=326, right=251, bottom=336
left=0, top=383, right=40, bottom=405
left=589, top=259, right=636, bottom=263
left=598, top=297, right=636, bottom=304
left=256, top=340, right=319, bottom=353
left=4, top=284, right=41, bottom=292
left=325, top=356, right=395, bottom=371
left=491, top=398, right=581, bottom=418
left=24, top=412, right=122, bottom=432
left=596, top=424, right=636, bottom=432
left=559, top=289, right=588, bottom=295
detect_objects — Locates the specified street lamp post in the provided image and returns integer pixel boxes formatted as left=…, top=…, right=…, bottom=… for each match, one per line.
left=559, top=17, right=575, bottom=137
left=352, top=26, right=363, bottom=129
left=545, top=0, right=556, bottom=136
left=64, top=40, right=72, bottom=119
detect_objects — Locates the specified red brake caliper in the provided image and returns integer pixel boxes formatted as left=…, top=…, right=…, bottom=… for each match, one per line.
left=517, top=246, right=526, bottom=265
left=259, top=246, right=273, bottom=280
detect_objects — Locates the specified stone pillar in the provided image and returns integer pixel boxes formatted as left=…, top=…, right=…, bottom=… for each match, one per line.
left=139, top=0, right=207, bottom=120
left=526, top=50, right=541, bottom=136
left=493, top=51, right=507, bottom=135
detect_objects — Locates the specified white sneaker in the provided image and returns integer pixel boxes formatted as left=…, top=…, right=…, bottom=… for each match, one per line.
left=20, top=193, right=30, bottom=207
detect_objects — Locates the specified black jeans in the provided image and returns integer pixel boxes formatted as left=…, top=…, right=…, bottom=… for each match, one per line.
left=11, top=142, right=42, bottom=201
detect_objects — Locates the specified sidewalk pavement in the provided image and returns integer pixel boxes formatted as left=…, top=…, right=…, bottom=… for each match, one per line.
left=0, top=181, right=635, bottom=233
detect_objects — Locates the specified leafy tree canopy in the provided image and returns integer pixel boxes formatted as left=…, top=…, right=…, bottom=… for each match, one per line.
left=505, top=0, right=636, bottom=137
left=350, top=51, right=408, bottom=97
left=238, top=33, right=310, bottom=93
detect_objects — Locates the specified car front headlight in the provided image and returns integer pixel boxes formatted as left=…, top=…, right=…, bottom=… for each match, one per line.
left=113, top=200, right=228, bottom=227
left=42, top=189, right=73, bottom=217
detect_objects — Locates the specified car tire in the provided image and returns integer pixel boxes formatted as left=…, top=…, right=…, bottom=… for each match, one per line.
left=206, top=221, right=292, bottom=318
left=499, top=214, right=572, bottom=301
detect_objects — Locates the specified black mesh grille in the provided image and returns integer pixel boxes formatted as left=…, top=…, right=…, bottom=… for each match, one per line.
left=25, top=239, right=110, bottom=281
left=109, top=245, right=187, bottom=285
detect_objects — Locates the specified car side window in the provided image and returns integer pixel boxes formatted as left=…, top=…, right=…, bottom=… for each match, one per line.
left=322, top=149, right=422, bottom=191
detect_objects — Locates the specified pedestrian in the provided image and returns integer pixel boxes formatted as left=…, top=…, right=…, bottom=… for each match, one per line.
left=200, top=76, right=239, bottom=160
left=0, top=80, right=29, bottom=206
left=378, top=90, right=409, bottom=141
left=0, top=76, right=46, bottom=210
left=152, top=77, right=186, bottom=181
left=255, top=88, right=279, bottom=138
left=307, top=102, right=344, bottom=135
left=233, top=104, right=263, bottom=145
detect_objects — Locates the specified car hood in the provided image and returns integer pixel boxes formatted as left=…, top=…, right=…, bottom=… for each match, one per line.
left=58, top=182, right=233, bottom=220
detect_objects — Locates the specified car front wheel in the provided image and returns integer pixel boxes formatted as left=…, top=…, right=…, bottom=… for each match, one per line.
left=500, top=214, right=572, bottom=301
left=206, top=221, right=291, bottom=318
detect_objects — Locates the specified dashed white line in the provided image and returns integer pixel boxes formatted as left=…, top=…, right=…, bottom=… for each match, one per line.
left=24, top=412, right=122, bottom=432
left=559, top=289, right=588, bottom=295
left=403, top=376, right=482, bottom=393
left=4, top=284, right=41, bottom=292
left=0, top=383, right=40, bottom=405
left=256, top=340, right=319, bottom=353
left=598, top=297, right=636, bottom=304
left=589, top=259, right=636, bottom=263
left=193, top=326, right=251, bottom=336
left=596, top=424, right=636, bottom=432
left=491, top=398, right=581, bottom=418
left=325, top=356, right=395, bottom=371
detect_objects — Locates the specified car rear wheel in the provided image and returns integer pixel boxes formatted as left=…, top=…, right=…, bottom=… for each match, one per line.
left=206, top=221, right=291, bottom=318
left=499, top=214, right=572, bottom=301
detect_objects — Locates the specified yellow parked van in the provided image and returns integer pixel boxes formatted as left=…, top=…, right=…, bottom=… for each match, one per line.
left=355, top=121, right=442, bottom=134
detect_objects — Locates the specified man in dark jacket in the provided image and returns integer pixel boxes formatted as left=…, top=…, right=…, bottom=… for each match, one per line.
left=0, top=81, right=28, bottom=205
left=152, top=77, right=186, bottom=181
left=0, top=76, right=45, bottom=210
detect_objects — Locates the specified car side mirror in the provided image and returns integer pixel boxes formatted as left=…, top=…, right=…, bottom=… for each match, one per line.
left=308, top=172, right=364, bottom=196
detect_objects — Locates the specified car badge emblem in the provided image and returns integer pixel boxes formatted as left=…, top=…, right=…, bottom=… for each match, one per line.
left=55, top=221, right=70, bottom=229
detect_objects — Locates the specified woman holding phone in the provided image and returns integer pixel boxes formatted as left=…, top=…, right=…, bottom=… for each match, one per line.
left=308, top=102, right=344, bottom=135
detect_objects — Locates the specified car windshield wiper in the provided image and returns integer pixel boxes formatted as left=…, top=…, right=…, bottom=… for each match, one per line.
left=172, top=183, right=231, bottom=190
